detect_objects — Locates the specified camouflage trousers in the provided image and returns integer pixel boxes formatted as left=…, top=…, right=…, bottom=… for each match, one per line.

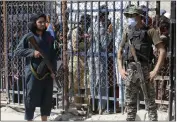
left=124, top=62, right=157, bottom=121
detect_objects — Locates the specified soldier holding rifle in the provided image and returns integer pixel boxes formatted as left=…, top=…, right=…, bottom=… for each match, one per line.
left=117, top=5, right=166, bottom=121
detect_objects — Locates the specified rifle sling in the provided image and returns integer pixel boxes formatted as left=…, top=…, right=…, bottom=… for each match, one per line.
left=30, top=61, right=50, bottom=80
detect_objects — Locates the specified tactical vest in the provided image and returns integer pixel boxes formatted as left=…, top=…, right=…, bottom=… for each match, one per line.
left=123, top=26, right=154, bottom=63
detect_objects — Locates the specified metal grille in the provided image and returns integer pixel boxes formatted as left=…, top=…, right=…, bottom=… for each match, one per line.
left=0, top=1, right=175, bottom=119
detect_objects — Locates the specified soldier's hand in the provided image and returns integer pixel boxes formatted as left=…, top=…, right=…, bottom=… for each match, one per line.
left=149, top=70, right=158, bottom=81
left=34, top=50, right=42, bottom=58
left=120, top=68, right=128, bottom=80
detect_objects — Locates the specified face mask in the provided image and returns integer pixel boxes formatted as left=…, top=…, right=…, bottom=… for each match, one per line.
left=127, top=18, right=137, bottom=27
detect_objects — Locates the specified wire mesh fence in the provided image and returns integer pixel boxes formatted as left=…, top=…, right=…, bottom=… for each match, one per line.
left=0, top=1, right=175, bottom=119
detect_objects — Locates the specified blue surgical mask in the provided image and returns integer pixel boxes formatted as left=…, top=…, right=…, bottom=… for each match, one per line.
left=127, top=18, right=137, bottom=27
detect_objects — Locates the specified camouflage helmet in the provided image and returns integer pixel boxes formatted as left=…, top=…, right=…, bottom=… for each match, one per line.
left=123, top=5, right=144, bottom=17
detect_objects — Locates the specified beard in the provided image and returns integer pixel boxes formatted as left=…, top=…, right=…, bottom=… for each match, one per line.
left=36, top=27, right=46, bottom=32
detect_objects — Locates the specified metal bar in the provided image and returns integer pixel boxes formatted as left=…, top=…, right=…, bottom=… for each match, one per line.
left=49, top=2, right=51, bottom=18
left=89, top=95, right=121, bottom=101
left=54, top=1, right=57, bottom=22
left=1, top=72, right=3, bottom=92
left=137, top=1, right=139, bottom=6
left=68, top=51, right=116, bottom=57
left=69, top=0, right=74, bottom=103
left=146, top=1, right=149, bottom=26
left=27, top=2, right=29, bottom=33
left=21, top=2, right=25, bottom=105
left=140, top=100, right=169, bottom=105
left=66, top=8, right=156, bottom=13
left=168, top=1, right=176, bottom=121
left=113, top=1, right=116, bottom=114
left=105, top=1, right=109, bottom=114
left=62, top=0, right=69, bottom=111
left=3, top=0, right=10, bottom=104
left=76, top=1, right=80, bottom=96
left=137, top=91, right=140, bottom=110
left=22, top=59, right=25, bottom=104
left=53, top=1, right=58, bottom=109
left=1, top=89, right=24, bottom=94
left=175, top=82, right=176, bottom=121
left=56, top=94, right=58, bottom=109
left=120, top=1, right=124, bottom=114
left=17, top=77, right=20, bottom=105
left=98, top=1, right=102, bottom=114
left=15, top=1, right=20, bottom=105
left=32, top=2, right=33, bottom=14
left=43, top=1, right=45, bottom=13
left=60, top=1, right=64, bottom=111
left=26, top=2, right=29, bottom=102
left=155, top=1, right=160, bottom=29
left=9, top=2, right=15, bottom=104
left=84, top=0, right=87, bottom=98
left=90, top=1, right=95, bottom=112
left=12, top=76, right=15, bottom=104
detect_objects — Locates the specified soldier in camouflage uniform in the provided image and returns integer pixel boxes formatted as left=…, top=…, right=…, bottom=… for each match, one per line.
left=117, top=5, right=166, bottom=121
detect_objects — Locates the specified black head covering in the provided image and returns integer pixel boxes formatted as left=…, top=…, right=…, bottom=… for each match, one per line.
left=79, top=14, right=91, bottom=25
left=28, top=13, right=46, bottom=34
left=99, top=5, right=109, bottom=17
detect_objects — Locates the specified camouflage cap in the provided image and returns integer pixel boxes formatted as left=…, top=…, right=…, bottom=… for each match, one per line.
left=123, top=5, right=144, bottom=17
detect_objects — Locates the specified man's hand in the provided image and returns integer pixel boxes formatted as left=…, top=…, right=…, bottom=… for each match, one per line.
left=107, top=24, right=113, bottom=33
left=80, top=33, right=90, bottom=39
left=84, top=34, right=90, bottom=38
left=50, top=73, right=55, bottom=80
left=149, top=70, right=158, bottom=81
left=34, top=50, right=42, bottom=58
left=119, top=68, right=128, bottom=80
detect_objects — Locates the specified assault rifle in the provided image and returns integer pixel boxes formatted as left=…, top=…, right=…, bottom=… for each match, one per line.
left=27, top=35, right=55, bottom=75
left=27, top=34, right=63, bottom=91
left=129, top=39, right=149, bottom=110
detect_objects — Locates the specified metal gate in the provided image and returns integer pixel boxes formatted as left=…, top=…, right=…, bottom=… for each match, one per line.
left=0, top=0, right=175, bottom=120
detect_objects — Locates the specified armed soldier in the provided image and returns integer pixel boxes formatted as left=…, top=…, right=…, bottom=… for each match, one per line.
left=117, top=5, right=166, bottom=121
left=14, top=14, right=57, bottom=121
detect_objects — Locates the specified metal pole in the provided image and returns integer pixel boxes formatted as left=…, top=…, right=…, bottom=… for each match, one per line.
left=3, top=0, right=10, bottom=104
left=98, top=1, right=102, bottom=114
left=113, top=1, right=117, bottom=114
left=168, top=1, right=176, bottom=121
left=90, top=1, right=95, bottom=112
left=156, top=1, right=160, bottom=29
left=120, top=1, right=124, bottom=114
left=62, top=0, right=69, bottom=111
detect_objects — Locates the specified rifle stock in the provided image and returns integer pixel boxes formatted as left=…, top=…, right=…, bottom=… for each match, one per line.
left=28, top=35, right=55, bottom=75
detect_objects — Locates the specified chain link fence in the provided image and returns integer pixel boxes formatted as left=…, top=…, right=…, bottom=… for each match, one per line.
left=0, top=1, right=175, bottom=119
